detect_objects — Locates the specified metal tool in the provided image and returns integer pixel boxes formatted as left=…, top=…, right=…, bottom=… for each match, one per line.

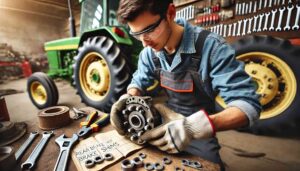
left=276, top=6, right=286, bottom=31
left=72, top=107, right=87, bottom=120
left=257, top=14, right=264, bottom=32
left=235, top=3, right=239, bottom=15
left=242, top=2, right=245, bottom=15
left=269, top=0, right=273, bottom=7
left=21, top=131, right=53, bottom=170
left=15, top=131, right=39, bottom=161
left=77, top=111, right=109, bottom=138
left=270, top=9, right=278, bottom=31
left=264, top=0, right=268, bottom=8
left=238, top=3, right=242, bottom=15
left=259, top=0, right=263, bottom=10
left=53, top=134, right=78, bottom=171
left=232, top=23, right=237, bottom=36
left=249, top=1, right=253, bottom=13
left=292, top=3, right=300, bottom=30
left=242, top=19, right=247, bottom=36
left=263, top=12, right=271, bottom=31
left=245, top=3, right=249, bottom=15
left=220, top=24, right=223, bottom=36
left=282, top=0, right=286, bottom=5
left=254, top=1, right=257, bottom=13
left=253, top=15, right=259, bottom=32
left=284, top=4, right=295, bottom=31
left=223, top=24, right=227, bottom=37
left=228, top=24, right=232, bottom=37
left=182, top=159, right=202, bottom=170
left=237, top=20, right=242, bottom=36
left=247, top=18, right=253, bottom=34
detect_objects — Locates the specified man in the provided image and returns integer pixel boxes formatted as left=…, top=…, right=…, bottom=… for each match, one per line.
left=110, top=0, right=261, bottom=169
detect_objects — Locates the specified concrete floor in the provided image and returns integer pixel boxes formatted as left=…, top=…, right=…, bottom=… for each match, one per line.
left=1, top=78, right=300, bottom=171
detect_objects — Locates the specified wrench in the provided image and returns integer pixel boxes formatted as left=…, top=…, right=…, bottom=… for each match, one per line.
left=223, top=25, right=227, bottom=37
left=247, top=18, right=253, bottom=34
left=238, top=3, right=242, bottom=15
left=282, top=0, right=286, bottom=5
left=269, top=0, right=273, bottom=7
left=270, top=9, right=278, bottom=31
left=242, top=3, right=245, bottom=15
left=53, top=134, right=79, bottom=171
left=228, top=24, right=232, bottom=37
left=292, top=3, right=300, bottom=30
left=249, top=1, right=253, bottom=13
left=264, top=0, right=268, bottom=8
left=242, top=19, right=248, bottom=36
left=276, top=6, right=286, bottom=31
left=254, top=1, right=257, bottom=13
left=235, top=3, right=239, bottom=15
left=284, top=4, right=295, bottom=31
left=15, top=132, right=39, bottom=161
left=237, top=20, right=242, bottom=36
left=257, top=14, right=264, bottom=32
left=245, top=3, right=249, bottom=15
left=233, top=23, right=237, bottom=36
left=216, top=24, right=220, bottom=35
left=253, top=15, right=259, bottom=32
left=263, top=12, right=271, bottom=31
left=259, top=0, right=262, bottom=10
left=21, top=131, right=54, bottom=170
left=220, top=24, right=223, bottom=36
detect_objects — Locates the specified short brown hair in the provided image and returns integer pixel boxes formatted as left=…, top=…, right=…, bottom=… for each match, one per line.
left=118, top=0, right=173, bottom=24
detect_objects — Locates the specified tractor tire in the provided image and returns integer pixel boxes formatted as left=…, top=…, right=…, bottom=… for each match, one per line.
left=73, top=36, right=130, bottom=112
left=217, top=35, right=300, bottom=135
left=27, top=72, right=59, bottom=109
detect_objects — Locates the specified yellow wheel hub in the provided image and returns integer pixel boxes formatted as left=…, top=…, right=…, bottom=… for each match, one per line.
left=79, top=52, right=110, bottom=101
left=30, top=81, right=47, bottom=105
left=216, top=52, right=297, bottom=119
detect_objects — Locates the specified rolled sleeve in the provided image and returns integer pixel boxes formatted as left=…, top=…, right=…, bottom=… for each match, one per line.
left=227, top=100, right=260, bottom=127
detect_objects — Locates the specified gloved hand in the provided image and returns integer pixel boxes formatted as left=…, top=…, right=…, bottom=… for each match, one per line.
left=110, top=94, right=131, bottom=135
left=141, top=103, right=215, bottom=153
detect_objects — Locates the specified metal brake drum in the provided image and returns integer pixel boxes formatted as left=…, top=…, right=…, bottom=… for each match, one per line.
left=0, top=146, right=17, bottom=171
left=38, top=106, right=71, bottom=130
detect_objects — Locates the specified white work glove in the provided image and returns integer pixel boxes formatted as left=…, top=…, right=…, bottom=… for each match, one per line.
left=141, top=103, right=215, bottom=153
left=110, top=94, right=131, bottom=135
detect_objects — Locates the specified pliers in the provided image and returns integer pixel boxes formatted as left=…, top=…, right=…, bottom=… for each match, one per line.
left=77, top=111, right=109, bottom=138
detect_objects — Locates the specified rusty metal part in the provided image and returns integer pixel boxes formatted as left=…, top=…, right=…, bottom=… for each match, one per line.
left=154, top=162, right=164, bottom=171
left=182, top=159, right=202, bottom=170
left=15, top=131, right=39, bottom=161
left=38, top=106, right=71, bottom=130
left=0, top=96, right=10, bottom=121
left=104, top=153, right=114, bottom=161
left=162, top=156, right=172, bottom=165
left=121, top=159, right=134, bottom=171
left=144, top=162, right=154, bottom=171
left=121, top=96, right=161, bottom=144
left=132, top=156, right=143, bottom=167
left=0, top=121, right=27, bottom=146
left=84, top=159, right=95, bottom=168
left=0, top=146, right=17, bottom=171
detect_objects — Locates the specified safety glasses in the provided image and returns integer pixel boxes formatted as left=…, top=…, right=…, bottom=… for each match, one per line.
left=129, top=16, right=166, bottom=41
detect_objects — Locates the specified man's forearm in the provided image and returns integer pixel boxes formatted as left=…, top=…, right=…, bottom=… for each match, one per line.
left=127, top=88, right=142, bottom=96
left=209, top=107, right=249, bottom=132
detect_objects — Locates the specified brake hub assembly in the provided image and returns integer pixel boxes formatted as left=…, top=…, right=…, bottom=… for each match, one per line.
left=121, top=96, right=161, bottom=144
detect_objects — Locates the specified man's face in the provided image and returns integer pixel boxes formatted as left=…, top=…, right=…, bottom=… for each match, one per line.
left=128, top=11, right=171, bottom=51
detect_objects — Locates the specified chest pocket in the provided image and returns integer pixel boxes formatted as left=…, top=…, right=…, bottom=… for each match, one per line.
left=160, top=71, right=194, bottom=93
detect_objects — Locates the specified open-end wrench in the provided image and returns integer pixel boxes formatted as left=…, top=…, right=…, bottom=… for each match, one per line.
left=249, top=1, right=253, bottom=13
left=264, top=0, right=268, bottom=8
left=15, top=132, right=39, bottom=161
left=254, top=1, right=257, bottom=13
left=223, top=25, right=227, bottom=37
left=247, top=18, right=253, bottom=34
left=276, top=6, right=286, bottom=31
left=242, top=2, right=245, bottom=15
left=284, top=4, right=295, bottom=31
left=245, top=3, right=249, bottom=15
left=242, top=19, right=248, bottom=36
left=292, top=3, right=300, bottom=30
left=235, top=3, right=239, bottom=15
left=220, top=24, right=223, bottom=36
left=259, top=0, right=263, bottom=10
left=269, top=0, right=273, bottom=7
left=282, top=0, right=286, bottom=5
left=237, top=20, right=242, bottom=36
left=238, top=3, right=242, bottom=15
left=270, top=9, right=278, bottom=31
left=263, top=12, right=271, bottom=31
left=228, top=24, right=232, bottom=37
left=257, top=14, right=264, bottom=32
left=216, top=24, right=220, bottom=35
left=21, top=131, right=54, bottom=170
left=53, top=134, right=79, bottom=171
left=233, top=23, right=237, bottom=36
left=253, top=15, right=259, bottom=32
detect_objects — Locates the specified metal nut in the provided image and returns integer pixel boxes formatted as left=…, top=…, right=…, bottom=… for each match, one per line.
left=154, top=162, right=164, bottom=171
left=162, top=156, right=172, bottom=165
left=144, top=162, right=154, bottom=171
left=94, top=156, right=104, bottom=164
left=121, top=159, right=134, bottom=171
left=175, top=167, right=184, bottom=171
left=139, top=152, right=147, bottom=159
left=132, top=156, right=143, bottom=167
left=84, top=159, right=94, bottom=168
left=104, top=153, right=114, bottom=161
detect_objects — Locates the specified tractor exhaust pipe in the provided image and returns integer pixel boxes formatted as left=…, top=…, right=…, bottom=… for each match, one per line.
left=68, top=0, right=76, bottom=37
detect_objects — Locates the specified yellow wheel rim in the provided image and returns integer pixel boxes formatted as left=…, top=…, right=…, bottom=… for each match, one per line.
left=216, top=52, right=297, bottom=119
left=30, top=81, right=47, bottom=105
left=79, top=52, right=110, bottom=101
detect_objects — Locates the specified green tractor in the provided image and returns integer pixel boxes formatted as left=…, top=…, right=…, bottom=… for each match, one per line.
left=27, top=0, right=300, bottom=135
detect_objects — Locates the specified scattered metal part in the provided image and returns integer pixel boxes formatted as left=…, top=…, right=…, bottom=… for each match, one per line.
left=104, top=153, right=114, bottom=161
left=121, top=159, right=134, bottom=171
left=85, top=159, right=94, bottom=168
left=257, top=14, right=264, bottom=32
left=154, top=162, right=164, bottom=171
left=247, top=18, right=253, bottom=34
left=292, top=3, right=300, bottom=30
left=263, top=12, right=271, bottom=31
left=237, top=20, right=242, bottom=36
left=53, top=134, right=78, bottom=171
left=242, top=19, right=247, bottom=36
left=253, top=15, right=259, bottom=32
left=15, top=131, right=39, bottom=161
left=284, top=4, right=295, bottom=31
left=182, top=159, right=202, bottom=170
left=132, top=156, right=143, bottom=167
left=0, top=121, right=27, bottom=146
left=21, top=131, right=54, bottom=170
left=276, top=6, right=286, bottom=31
left=94, top=156, right=104, bottom=164
left=144, top=162, right=154, bottom=171
left=139, top=152, right=147, bottom=159
left=270, top=9, right=278, bottom=31
left=162, top=156, right=172, bottom=165
left=72, top=107, right=86, bottom=120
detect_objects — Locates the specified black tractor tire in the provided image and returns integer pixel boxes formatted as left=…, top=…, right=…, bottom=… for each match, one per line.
left=27, top=72, right=59, bottom=109
left=73, top=36, right=130, bottom=112
left=216, top=35, right=300, bottom=135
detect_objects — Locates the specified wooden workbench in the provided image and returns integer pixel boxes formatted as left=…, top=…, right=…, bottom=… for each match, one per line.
left=10, top=118, right=219, bottom=171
